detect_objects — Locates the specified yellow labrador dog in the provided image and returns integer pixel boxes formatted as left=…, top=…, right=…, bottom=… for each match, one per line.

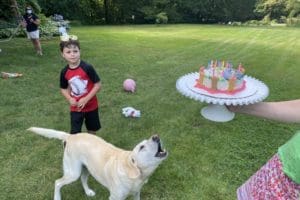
left=27, top=127, right=168, bottom=200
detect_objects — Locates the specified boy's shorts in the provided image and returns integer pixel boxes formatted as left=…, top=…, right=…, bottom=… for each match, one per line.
left=27, top=30, right=40, bottom=39
left=70, top=108, right=101, bottom=134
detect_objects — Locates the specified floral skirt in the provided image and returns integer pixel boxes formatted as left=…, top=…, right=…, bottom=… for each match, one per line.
left=237, top=154, right=300, bottom=200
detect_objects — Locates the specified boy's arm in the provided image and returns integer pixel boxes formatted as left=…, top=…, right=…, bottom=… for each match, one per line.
left=77, top=82, right=101, bottom=109
left=61, top=88, right=77, bottom=106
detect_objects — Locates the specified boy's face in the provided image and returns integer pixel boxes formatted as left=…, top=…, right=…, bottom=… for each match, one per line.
left=61, top=45, right=80, bottom=67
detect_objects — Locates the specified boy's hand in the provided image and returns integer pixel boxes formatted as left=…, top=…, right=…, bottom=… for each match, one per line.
left=69, top=98, right=77, bottom=106
left=77, top=97, right=88, bottom=111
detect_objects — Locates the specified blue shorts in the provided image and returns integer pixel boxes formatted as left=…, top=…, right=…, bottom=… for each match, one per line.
left=70, top=108, right=101, bottom=134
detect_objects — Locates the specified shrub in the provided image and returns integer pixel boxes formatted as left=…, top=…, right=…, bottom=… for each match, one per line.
left=243, top=20, right=269, bottom=26
left=39, top=19, right=60, bottom=37
left=0, top=15, right=61, bottom=39
left=155, top=12, right=168, bottom=24
left=286, top=17, right=300, bottom=27
left=230, top=21, right=242, bottom=26
left=0, top=20, right=24, bottom=39
left=38, top=14, right=60, bottom=37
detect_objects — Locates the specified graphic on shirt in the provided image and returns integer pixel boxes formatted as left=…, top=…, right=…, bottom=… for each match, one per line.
left=69, top=75, right=87, bottom=97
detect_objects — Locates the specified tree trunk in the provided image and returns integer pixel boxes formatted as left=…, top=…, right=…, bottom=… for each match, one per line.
left=104, top=0, right=109, bottom=24
left=10, top=0, right=21, bottom=18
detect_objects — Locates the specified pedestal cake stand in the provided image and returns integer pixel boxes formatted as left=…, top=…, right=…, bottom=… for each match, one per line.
left=176, top=72, right=269, bottom=122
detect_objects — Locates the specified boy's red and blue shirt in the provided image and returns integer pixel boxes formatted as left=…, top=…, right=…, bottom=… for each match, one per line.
left=60, top=60, right=100, bottom=112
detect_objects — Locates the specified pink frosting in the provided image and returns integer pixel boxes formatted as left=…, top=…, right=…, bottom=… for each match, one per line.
left=194, top=79, right=246, bottom=95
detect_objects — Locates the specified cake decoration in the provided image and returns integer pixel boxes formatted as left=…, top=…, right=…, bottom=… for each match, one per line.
left=195, top=60, right=246, bottom=94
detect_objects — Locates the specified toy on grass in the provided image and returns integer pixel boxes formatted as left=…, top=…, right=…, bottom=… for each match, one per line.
left=1, top=72, right=23, bottom=79
left=122, top=107, right=141, bottom=118
left=123, top=79, right=136, bottom=92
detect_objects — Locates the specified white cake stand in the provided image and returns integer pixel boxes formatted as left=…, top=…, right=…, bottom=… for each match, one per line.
left=176, top=72, right=269, bottom=122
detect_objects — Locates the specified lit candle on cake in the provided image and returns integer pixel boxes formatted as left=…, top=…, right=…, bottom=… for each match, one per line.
left=238, top=63, right=245, bottom=73
left=228, top=76, right=236, bottom=91
left=211, top=66, right=218, bottom=90
left=198, top=66, right=205, bottom=85
left=211, top=75, right=218, bottom=90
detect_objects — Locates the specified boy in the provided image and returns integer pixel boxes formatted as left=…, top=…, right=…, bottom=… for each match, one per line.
left=59, top=38, right=101, bottom=134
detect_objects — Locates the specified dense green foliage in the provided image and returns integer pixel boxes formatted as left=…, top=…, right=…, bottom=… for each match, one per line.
left=0, top=0, right=59, bottom=39
left=255, top=0, right=300, bottom=20
left=0, top=0, right=41, bottom=21
left=0, top=24, right=300, bottom=200
left=34, top=0, right=300, bottom=24
left=2, top=0, right=300, bottom=25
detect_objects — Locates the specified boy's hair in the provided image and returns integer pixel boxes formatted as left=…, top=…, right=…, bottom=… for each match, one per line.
left=59, top=40, right=80, bottom=52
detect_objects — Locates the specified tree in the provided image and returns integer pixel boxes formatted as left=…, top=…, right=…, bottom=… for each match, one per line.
left=286, top=0, right=300, bottom=17
left=0, top=0, right=14, bottom=21
left=38, top=0, right=104, bottom=24
left=0, top=0, right=40, bottom=22
left=10, top=0, right=20, bottom=18
left=104, top=0, right=110, bottom=23
left=255, top=0, right=287, bottom=20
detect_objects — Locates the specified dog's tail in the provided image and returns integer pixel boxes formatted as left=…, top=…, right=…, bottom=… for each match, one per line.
left=27, top=127, right=70, bottom=141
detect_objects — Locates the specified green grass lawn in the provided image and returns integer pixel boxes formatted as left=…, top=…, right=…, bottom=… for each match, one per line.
left=1, top=24, right=300, bottom=200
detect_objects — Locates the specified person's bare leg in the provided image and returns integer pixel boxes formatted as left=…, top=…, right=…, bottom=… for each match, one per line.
left=31, top=39, right=42, bottom=55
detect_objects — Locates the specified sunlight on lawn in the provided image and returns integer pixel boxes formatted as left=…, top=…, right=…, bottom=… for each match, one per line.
left=0, top=25, right=300, bottom=200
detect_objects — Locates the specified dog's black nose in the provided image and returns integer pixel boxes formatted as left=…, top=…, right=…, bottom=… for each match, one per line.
left=152, top=135, right=160, bottom=142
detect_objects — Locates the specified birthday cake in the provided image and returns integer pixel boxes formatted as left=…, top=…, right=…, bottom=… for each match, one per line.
left=195, top=60, right=246, bottom=94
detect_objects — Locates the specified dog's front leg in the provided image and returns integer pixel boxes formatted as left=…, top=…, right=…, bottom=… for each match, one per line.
left=133, top=191, right=140, bottom=200
left=108, top=192, right=127, bottom=200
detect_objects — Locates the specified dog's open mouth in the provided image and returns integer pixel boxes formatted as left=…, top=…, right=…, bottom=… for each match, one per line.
left=152, top=135, right=167, bottom=158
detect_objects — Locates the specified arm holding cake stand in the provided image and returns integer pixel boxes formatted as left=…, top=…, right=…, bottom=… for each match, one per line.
left=231, top=100, right=300, bottom=200
left=227, top=99, right=300, bottom=123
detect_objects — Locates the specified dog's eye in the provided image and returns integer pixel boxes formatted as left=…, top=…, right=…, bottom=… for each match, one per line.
left=139, top=145, right=145, bottom=150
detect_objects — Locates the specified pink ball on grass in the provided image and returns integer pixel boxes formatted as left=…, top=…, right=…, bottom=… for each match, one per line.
left=123, top=79, right=136, bottom=92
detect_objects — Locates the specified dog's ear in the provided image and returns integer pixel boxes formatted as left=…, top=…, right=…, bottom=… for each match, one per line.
left=125, top=155, right=141, bottom=179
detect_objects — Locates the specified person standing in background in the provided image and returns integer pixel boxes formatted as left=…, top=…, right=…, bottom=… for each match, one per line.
left=22, top=6, right=43, bottom=56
